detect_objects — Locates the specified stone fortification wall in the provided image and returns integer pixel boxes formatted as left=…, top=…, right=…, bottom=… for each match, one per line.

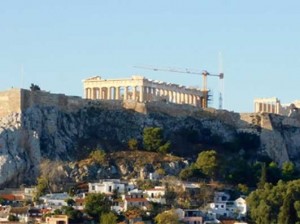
left=21, top=89, right=86, bottom=112
left=145, top=101, right=202, bottom=117
left=0, top=88, right=87, bottom=118
left=0, top=89, right=22, bottom=118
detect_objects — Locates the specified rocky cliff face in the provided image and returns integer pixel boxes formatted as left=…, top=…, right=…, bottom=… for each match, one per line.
left=1, top=101, right=300, bottom=187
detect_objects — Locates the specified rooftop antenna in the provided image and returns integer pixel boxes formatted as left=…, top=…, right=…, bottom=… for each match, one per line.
left=218, top=52, right=224, bottom=109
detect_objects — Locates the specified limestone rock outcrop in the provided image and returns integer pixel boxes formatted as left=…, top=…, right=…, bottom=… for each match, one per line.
left=0, top=100, right=300, bottom=187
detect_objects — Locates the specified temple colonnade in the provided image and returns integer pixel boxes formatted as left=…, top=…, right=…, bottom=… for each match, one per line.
left=254, top=97, right=281, bottom=114
left=83, top=75, right=205, bottom=107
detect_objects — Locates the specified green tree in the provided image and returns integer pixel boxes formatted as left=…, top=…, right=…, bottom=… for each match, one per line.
left=237, top=183, right=249, bottom=195
left=247, top=179, right=300, bottom=223
left=8, top=215, right=19, bottom=222
left=0, top=197, right=5, bottom=205
left=282, top=161, right=296, bottom=181
left=100, top=212, right=118, bottom=224
left=267, top=161, right=281, bottom=184
left=154, top=209, right=179, bottom=224
left=278, top=193, right=294, bottom=224
left=294, top=201, right=300, bottom=220
left=34, top=177, right=49, bottom=200
left=39, top=159, right=67, bottom=193
left=258, top=162, right=267, bottom=189
left=179, top=167, right=194, bottom=180
left=65, top=198, right=75, bottom=206
left=53, top=209, right=62, bottom=215
left=30, top=83, right=41, bottom=91
left=165, top=189, right=177, bottom=206
left=224, top=158, right=259, bottom=187
left=143, top=127, right=170, bottom=153
left=256, top=200, right=272, bottom=224
left=61, top=206, right=83, bottom=222
left=194, top=184, right=214, bottom=208
left=84, top=193, right=110, bottom=221
left=195, top=150, right=218, bottom=179
left=89, top=149, right=106, bottom=164
left=158, top=141, right=171, bottom=154
left=155, top=168, right=166, bottom=176
left=128, top=138, right=139, bottom=150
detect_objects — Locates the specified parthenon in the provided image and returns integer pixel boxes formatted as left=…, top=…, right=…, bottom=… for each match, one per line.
left=83, top=75, right=206, bottom=107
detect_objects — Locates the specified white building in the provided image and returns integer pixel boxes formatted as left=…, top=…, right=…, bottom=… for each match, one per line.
left=209, top=192, right=247, bottom=219
left=123, top=189, right=148, bottom=211
left=88, top=179, right=135, bottom=195
left=39, top=193, right=69, bottom=207
left=144, top=186, right=166, bottom=204
left=234, top=197, right=247, bottom=218
left=175, top=208, right=204, bottom=224
left=24, top=187, right=37, bottom=200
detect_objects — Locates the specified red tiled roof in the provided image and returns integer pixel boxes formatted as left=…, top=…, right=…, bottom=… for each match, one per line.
left=220, top=220, right=237, bottom=224
left=75, top=198, right=85, bottom=203
left=40, top=208, right=51, bottom=214
left=1, top=194, right=17, bottom=201
left=0, top=193, right=24, bottom=201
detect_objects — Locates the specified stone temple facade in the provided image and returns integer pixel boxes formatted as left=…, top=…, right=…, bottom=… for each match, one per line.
left=254, top=97, right=281, bottom=114
left=254, top=97, right=300, bottom=116
left=83, top=75, right=206, bottom=107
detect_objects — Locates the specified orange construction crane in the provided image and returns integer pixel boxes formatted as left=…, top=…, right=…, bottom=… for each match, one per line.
left=134, top=65, right=224, bottom=109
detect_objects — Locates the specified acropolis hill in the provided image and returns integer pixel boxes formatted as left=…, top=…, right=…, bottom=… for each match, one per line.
left=1, top=81, right=300, bottom=187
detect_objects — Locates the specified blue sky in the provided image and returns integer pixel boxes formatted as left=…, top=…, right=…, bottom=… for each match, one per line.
left=1, top=1, right=300, bottom=112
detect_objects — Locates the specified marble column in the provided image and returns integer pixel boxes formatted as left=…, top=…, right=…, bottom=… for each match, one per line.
left=139, top=86, right=144, bottom=102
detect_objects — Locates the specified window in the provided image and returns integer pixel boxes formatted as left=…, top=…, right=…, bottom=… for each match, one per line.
left=221, top=205, right=224, bottom=208
left=92, top=186, right=95, bottom=190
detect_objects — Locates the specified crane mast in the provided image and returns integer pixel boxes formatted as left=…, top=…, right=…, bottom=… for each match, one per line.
left=134, top=65, right=224, bottom=109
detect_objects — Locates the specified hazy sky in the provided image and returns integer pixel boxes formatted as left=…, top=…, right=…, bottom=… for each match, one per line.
left=1, top=1, right=300, bottom=112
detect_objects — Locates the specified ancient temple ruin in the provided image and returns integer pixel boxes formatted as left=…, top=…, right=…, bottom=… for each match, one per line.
left=254, top=97, right=281, bottom=114
left=83, top=76, right=206, bottom=107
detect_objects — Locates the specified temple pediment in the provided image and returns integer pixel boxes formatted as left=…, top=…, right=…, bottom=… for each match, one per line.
left=85, top=76, right=102, bottom=81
